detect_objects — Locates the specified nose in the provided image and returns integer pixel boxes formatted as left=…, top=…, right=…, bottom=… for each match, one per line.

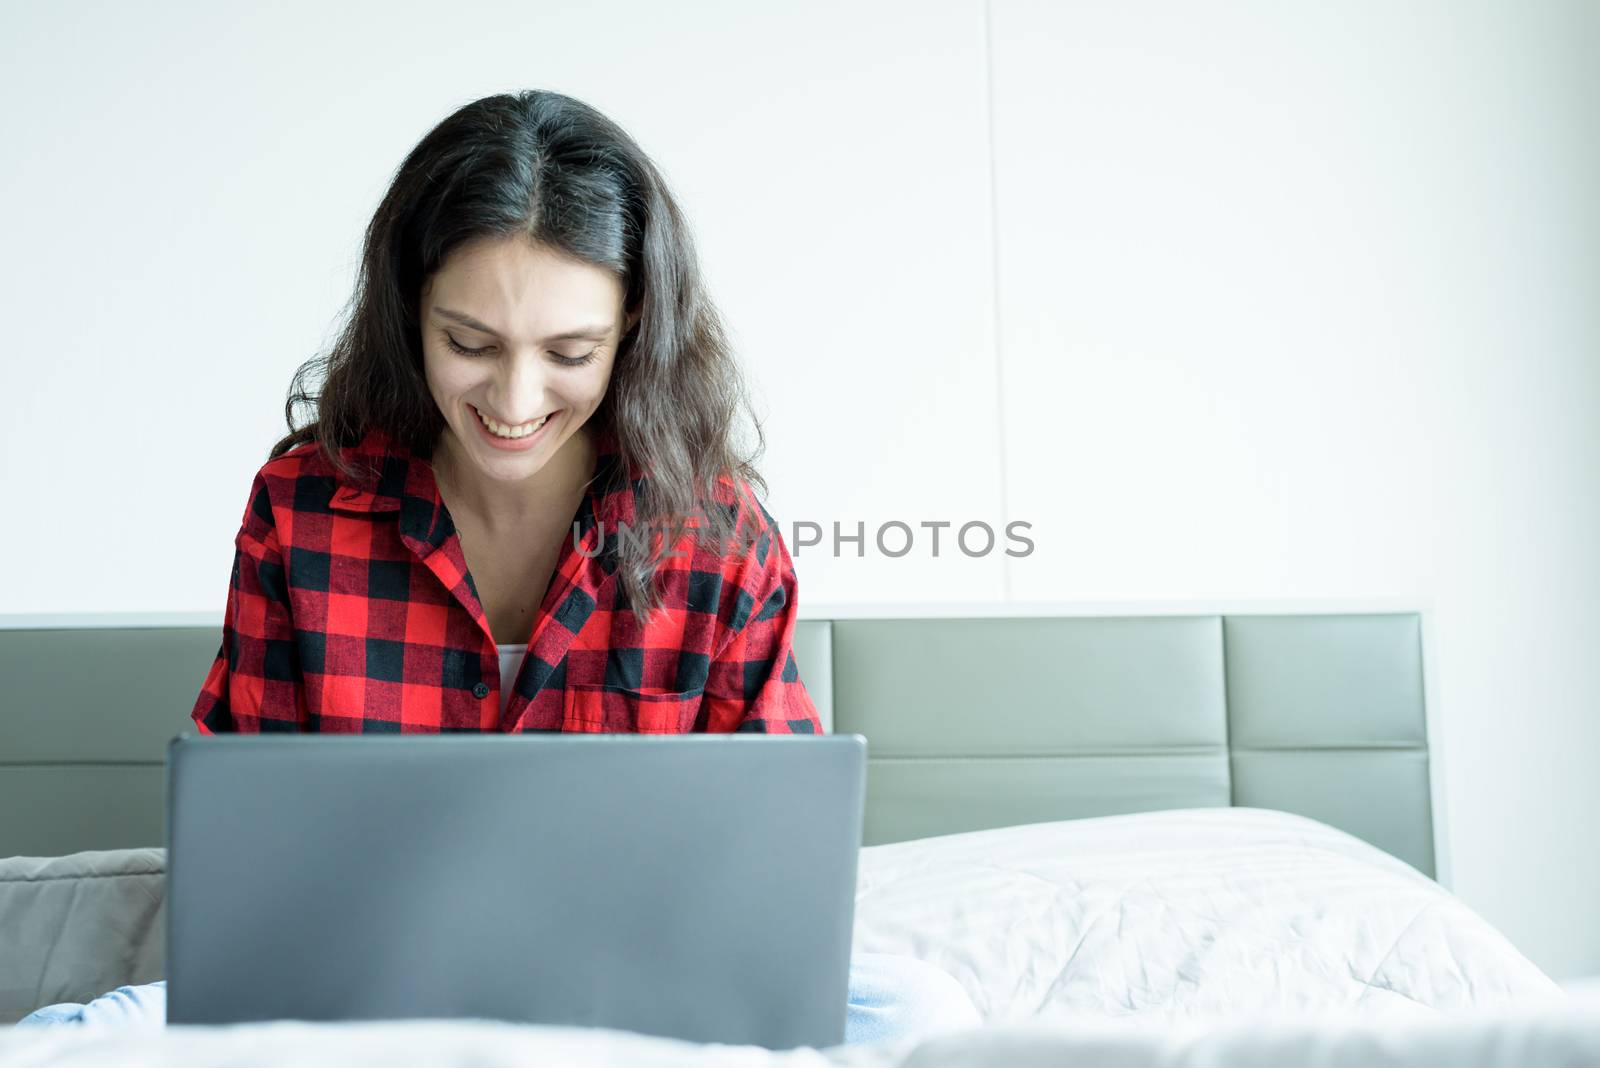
left=488, top=350, right=551, bottom=423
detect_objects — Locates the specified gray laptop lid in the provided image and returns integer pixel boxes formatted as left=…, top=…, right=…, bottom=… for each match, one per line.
left=166, top=733, right=866, bottom=1049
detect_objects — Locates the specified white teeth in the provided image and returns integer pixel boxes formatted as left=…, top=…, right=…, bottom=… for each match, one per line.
left=475, top=407, right=550, bottom=439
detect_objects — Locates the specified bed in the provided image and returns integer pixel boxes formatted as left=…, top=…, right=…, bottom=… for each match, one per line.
left=3, top=606, right=1595, bottom=1065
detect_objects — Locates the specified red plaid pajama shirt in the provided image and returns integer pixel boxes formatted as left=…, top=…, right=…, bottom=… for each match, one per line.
left=190, top=425, right=822, bottom=735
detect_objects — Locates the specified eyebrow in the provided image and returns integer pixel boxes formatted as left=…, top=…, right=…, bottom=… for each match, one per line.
left=433, top=307, right=613, bottom=342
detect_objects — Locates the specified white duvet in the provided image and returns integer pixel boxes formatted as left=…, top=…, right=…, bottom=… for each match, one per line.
left=3, top=808, right=1589, bottom=1068
left=851, top=806, right=1564, bottom=1024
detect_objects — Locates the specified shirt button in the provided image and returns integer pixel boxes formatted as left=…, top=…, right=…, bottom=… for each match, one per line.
left=472, top=682, right=490, bottom=699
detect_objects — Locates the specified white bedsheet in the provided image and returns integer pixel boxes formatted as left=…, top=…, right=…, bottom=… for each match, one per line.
left=5, top=1002, right=1600, bottom=1068
left=2, top=808, right=1580, bottom=1067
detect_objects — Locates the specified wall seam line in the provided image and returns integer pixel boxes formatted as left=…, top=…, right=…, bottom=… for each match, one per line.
left=982, top=0, right=1013, bottom=601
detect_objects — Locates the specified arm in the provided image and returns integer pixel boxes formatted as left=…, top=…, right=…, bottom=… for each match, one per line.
left=190, top=471, right=308, bottom=733
left=700, top=496, right=823, bottom=735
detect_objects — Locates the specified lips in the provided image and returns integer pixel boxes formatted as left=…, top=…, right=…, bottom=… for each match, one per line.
left=472, top=404, right=556, bottom=437
left=466, top=403, right=559, bottom=453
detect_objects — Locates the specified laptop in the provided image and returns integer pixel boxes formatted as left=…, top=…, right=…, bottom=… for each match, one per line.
left=165, top=732, right=867, bottom=1049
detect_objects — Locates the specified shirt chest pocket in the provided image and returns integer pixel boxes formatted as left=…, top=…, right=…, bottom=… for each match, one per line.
left=561, top=685, right=703, bottom=734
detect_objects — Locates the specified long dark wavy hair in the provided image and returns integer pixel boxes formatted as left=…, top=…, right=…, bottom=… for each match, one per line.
left=270, top=89, right=767, bottom=623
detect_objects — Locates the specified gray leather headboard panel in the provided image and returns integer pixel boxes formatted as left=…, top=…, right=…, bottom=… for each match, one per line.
left=1223, top=614, right=1433, bottom=875
left=0, top=627, right=216, bottom=858
left=0, top=609, right=1436, bottom=879
left=1223, top=615, right=1427, bottom=748
left=831, top=618, right=1228, bottom=754
left=0, top=767, right=167, bottom=860
left=0, top=627, right=216, bottom=763
left=829, top=617, right=1231, bottom=846
left=865, top=756, right=1231, bottom=844
left=823, top=612, right=1434, bottom=876
left=1230, top=750, right=1434, bottom=878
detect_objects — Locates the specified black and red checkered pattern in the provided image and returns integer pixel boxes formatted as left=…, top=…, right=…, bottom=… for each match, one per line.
left=190, top=425, right=822, bottom=735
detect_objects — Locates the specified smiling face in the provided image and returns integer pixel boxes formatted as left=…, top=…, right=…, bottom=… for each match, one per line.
left=420, top=235, right=632, bottom=498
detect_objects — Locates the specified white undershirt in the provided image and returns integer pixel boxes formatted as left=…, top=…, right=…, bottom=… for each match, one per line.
left=496, top=642, right=526, bottom=716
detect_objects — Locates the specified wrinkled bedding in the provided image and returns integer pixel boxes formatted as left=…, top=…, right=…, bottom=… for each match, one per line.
left=2, top=807, right=1583, bottom=1066
left=6, top=1002, right=1600, bottom=1068
left=850, top=806, right=1565, bottom=1024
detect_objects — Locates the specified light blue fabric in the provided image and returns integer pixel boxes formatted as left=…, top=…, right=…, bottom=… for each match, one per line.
left=843, top=952, right=981, bottom=1045
left=17, top=981, right=167, bottom=1030
left=15, top=956, right=979, bottom=1046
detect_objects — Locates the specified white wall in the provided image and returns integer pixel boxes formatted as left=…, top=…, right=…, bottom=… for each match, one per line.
left=988, top=0, right=1600, bottom=982
left=3, top=1, right=1597, bottom=979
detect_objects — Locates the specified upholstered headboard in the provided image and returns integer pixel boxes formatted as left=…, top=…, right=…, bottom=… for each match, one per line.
left=0, top=605, right=1445, bottom=881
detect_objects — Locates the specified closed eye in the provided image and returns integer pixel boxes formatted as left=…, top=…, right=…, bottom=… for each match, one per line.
left=442, top=332, right=599, bottom=367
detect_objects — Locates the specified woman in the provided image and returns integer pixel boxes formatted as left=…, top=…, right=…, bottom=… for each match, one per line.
left=18, top=90, right=978, bottom=1045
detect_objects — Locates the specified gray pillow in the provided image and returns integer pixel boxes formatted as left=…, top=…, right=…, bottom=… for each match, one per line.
left=0, top=848, right=166, bottom=1023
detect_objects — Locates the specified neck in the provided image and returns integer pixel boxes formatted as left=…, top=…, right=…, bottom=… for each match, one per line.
left=431, top=422, right=597, bottom=537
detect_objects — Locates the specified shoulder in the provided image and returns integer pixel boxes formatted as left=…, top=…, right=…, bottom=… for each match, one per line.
left=710, top=470, right=778, bottom=537
left=690, top=471, right=794, bottom=594
left=251, top=438, right=334, bottom=504
left=254, top=439, right=330, bottom=492
left=699, top=474, right=800, bottom=641
left=233, top=439, right=346, bottom=553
